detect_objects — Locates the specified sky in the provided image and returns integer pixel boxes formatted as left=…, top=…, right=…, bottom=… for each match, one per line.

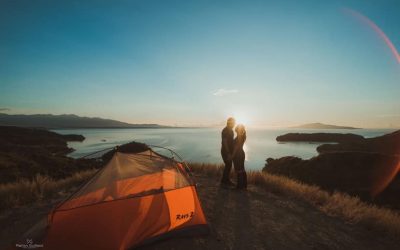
left=1, top=0, right=400, bottom=128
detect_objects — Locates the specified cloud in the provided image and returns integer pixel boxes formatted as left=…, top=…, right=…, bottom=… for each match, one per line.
left=212, top=89, right=239, bottom=96
left=0, top=108, right=10, bottom=112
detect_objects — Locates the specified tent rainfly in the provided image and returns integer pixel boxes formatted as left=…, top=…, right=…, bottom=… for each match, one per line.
left=12, top=144, right=209, bottom=250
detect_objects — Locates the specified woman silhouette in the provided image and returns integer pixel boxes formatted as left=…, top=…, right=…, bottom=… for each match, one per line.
left=231, top=124, right=247, bottom=189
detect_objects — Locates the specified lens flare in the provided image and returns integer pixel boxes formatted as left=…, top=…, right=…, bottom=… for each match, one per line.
left=343, top=7, right=400, bottom=64
left=344, top=8, right=400, bottom=197
left=371, top=160, right=400, bottom=198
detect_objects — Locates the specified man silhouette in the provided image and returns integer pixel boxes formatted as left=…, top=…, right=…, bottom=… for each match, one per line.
left=220, top=117, right=235, bottom=186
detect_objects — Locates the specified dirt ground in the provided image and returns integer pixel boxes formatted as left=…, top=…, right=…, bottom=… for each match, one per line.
left=1, top=173, right=400, bottom=250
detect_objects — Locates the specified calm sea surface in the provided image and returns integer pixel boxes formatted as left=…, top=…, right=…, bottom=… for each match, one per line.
left=53, top=128, right=396, bottom=170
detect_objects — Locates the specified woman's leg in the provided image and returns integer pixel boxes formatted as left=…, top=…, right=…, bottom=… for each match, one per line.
left=235, top=156, right=246, bottom=189
left=242, top=151, right=247, bottom=189
left=239, top=155, right=247, bottom=189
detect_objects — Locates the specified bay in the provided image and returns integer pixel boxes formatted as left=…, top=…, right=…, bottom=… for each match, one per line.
left=53, top=128, right=396, bottom=170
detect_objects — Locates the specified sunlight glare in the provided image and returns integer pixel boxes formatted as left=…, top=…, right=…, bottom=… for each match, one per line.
left=232, top=112, right=251, bottom=126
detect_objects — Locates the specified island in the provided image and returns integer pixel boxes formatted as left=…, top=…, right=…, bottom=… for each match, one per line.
left=291, top=122, right=360, bottom=129
left=317, top=130, right=400, bottom=155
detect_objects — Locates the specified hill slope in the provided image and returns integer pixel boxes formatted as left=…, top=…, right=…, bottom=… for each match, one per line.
left=0, top=126, right=99, bottom=183
left=270, top=130, right=400, bottom=208
left=0, top=113, right=167, bottom=129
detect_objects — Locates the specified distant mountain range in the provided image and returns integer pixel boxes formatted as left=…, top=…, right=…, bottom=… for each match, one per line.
left=0, top=113, right=169, bottom=129
left=292, top=123, right=360, bottom=129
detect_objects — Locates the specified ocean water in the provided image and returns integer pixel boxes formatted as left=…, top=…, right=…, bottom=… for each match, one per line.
left=53, top=128, right=397, bottom=170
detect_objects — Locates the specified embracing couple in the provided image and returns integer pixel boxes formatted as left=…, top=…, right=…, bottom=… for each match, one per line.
left=220, top=117, right=247, bottom=190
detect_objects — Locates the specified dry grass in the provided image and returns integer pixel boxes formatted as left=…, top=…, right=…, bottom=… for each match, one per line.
left=189, top=162, right=400, bottom=239
left=0, top=169, right=97, bottom=210
left=2, top=162, right=399, bottom=239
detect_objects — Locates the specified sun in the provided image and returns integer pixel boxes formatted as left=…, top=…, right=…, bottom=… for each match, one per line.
left=232, top=113, right=251, bottom=127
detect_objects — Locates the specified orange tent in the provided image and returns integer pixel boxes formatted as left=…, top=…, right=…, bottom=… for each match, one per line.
left=13, top=145, right=208, bottom=249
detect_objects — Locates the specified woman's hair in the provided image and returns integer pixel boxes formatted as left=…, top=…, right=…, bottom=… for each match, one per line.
left=235, top=124, right=246, bottom=142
